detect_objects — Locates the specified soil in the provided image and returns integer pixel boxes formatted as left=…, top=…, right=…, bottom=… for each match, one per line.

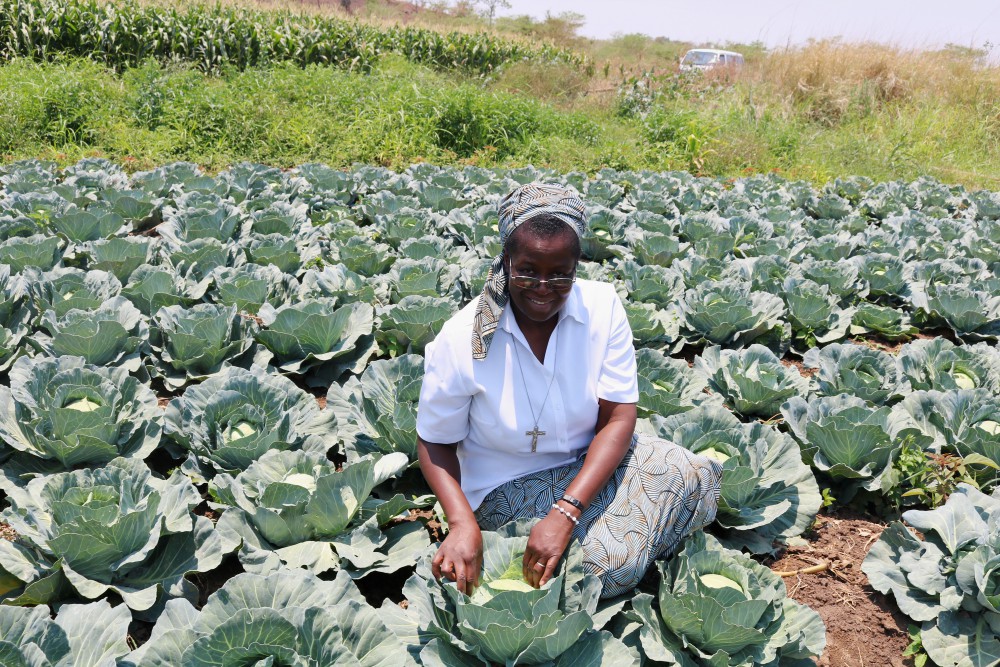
left=781, top=356, right=819, bottom=379
left=765, top=510, right=913, bottom=667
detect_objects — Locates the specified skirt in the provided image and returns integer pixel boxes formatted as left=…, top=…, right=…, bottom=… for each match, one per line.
left=474, top=433, right=723, bottom=598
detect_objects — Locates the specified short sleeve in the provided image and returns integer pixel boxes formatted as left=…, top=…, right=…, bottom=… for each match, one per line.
left=596, top=294, right=639, bottom=403
left=416, top=334, right=472, bottom=445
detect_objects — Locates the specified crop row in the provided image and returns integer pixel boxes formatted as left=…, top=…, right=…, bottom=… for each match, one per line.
left=0, top=0, right=581, bottom=74
left=2, top=157, right=1000, bottom=665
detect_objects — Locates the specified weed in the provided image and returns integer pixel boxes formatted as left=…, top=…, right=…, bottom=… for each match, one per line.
left=902, top=624, right=929, bottom=667
left=886, top=438, right=1000, bottom=510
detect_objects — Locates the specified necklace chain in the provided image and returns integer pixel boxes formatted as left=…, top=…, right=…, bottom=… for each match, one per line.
left=511, top=325, right=559, bottom=453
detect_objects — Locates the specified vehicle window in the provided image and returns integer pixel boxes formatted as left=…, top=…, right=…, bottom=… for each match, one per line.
left=682, top=51, right=717, bottom=66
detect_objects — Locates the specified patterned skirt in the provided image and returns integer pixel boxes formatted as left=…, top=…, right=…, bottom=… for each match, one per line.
left=474, top=433, right=723, bottom=598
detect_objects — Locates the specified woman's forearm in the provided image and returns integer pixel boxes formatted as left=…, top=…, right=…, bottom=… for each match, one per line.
left=417, top=437, right=478, bottom=527
left=562, top=400, right=637, bottom=510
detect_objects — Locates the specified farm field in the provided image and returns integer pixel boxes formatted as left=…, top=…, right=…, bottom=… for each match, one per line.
left=2, top=0, right=1000, bottom=665
left=1, top=158, right=999, bottom=665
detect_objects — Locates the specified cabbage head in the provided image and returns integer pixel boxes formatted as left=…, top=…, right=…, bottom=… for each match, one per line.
left=899, top=339, right=1000, bottom=393
left=159, top=192, right=246, bottom=245
left=0, top=356, right=160, bottom=483
left=911, top=283, right=1000, bottom=341
left=298, top=263, right=379, bottom=304
left=643, top=406, right=820, bottom=554
left=616, top=229, right=689, bottom=268
left=780, top=277, right=855, bottom=353
left=624, top=301, right=681, bottom=348
left=799, top=258, right=866, bottom=302
left=782, top=395, right=928, bottom=496
left=635, top=347, right=713, bottom=418
left=212, top=449, right=428, bottom=576
left=694, top=345, right=808, bottom=419
left=616, top=260, right=686, bottom=308
left=243, top=231, right=321, bottom=275
left=849, top=302, right=917, bottom=341
left=0, top=457, right=225, bottom=612
left=377, top=295, right=457, bottom=357
left=803, top=343, right=908, bottom=405
left=895, top=389, right=1000, bottom=471
left=863, top=484, right=1000, bottom=667
left=48, top=205, right=128, bottom=243
left=32, top=296, right=148, bottom=371
left=328, top=354, right=423, bottom=463
left=0, top=600, right=131, bottom=667
left=679, top=279, right=788, bottom=352
left=123, top=569, right=417, bottom=667
left=256, top=299, right=377, bottom=384
left=381, top=521, right=635, bottom=667
left=334, top=235, right=397, bottom=277
left=164, top=238, right=238, bottom=281
left=207, top=264, right=298, bottom=314
left=72, top=236, right=156, bottom=282
left=627, top=531, right=825, bottom=666
left=25, top=267, right=122, bottom=317
left=0, top=234, right=63, bottom=273
left=382, top=257, right=462, bottom=303
left=163, top=366, right=336, bottom=480
left=400, top=235, right=467, bottom=263
left=854, top=253, right=908, bottom=299
left=120, top=263, right=210, bottom=315
left=147, top=303, right=261, bottom=390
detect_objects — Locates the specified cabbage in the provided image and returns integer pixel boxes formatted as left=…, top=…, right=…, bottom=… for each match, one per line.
left=211, top=449, right=427, bottom=576
left=627, top=531, right=825, bottom=666
left=381, top=521, right=634, bottom=666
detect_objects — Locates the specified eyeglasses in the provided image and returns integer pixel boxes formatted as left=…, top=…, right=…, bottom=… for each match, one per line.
left=507, top=270, right=576, bottom=292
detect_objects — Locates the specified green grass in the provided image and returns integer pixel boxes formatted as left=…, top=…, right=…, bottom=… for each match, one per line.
left=1, top=52, right=998, bottom=190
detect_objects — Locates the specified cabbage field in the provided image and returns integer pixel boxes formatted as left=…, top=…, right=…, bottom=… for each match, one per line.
left=1, top=157, right=1000, bottom=665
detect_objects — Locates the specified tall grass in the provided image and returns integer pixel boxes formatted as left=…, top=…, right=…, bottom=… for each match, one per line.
left=758, top=40, right=1000, bottom=122
left=0, top=56, right=609, bottom=172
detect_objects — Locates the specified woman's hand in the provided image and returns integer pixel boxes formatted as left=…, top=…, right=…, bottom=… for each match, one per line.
left=523, top=509, right=576, bottom=589
left=419, top=438, right=482, bottom=595
left=431, top=519, right=483, bottom=595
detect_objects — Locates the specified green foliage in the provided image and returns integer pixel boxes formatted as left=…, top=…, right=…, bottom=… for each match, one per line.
left=0, top=457, right=226, bottom=612
left=0, top=0, right=580, bottom=75
left=0, top=355, right=161, bottom=479
left=644, top=406, right=821, bottom=554
left=163, top=365, right=337, bottom=480
left=627, top=531, right=826, bottom=666
left=211, top=449, right=426, bottom=576
left=124, top=570, right=417, bottom=667
left=885, top=438, right=991, bottom=510
left=381, top=520, right=633, bottom=666
left=0, top=601, right=131, bottom=666
left=863, top=485, right=1000, bottom=667
left=902, top=625, right=929, bottom=667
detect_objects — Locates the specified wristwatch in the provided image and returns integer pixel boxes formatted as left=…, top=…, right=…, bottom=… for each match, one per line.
left=560, top=494, right=585, bottom=511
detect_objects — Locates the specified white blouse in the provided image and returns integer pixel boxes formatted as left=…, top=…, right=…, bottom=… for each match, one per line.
left=416, top=279, right=639, bottom=510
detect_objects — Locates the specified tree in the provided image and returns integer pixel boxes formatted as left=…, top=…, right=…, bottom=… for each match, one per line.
left=472, top=0, right=511, bottom=26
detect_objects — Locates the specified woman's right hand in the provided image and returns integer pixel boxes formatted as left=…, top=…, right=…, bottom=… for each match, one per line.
left=431, top=519, right=483, bottom=595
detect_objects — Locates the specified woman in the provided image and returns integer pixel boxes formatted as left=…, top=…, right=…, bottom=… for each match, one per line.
left=416, top=183, right=722, bottom=598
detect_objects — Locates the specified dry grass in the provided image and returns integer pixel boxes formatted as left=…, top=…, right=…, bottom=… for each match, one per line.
left=749, top=40, right=1000, bottom=124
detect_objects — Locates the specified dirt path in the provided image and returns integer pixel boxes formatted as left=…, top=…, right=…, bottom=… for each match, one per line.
left=766, top=510, right=913, bottom=667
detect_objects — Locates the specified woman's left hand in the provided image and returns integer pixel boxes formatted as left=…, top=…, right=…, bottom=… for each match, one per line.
left=523, top=510, right=576, bottom=588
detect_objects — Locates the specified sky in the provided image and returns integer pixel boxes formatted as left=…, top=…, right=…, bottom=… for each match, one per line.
left=497, top=0, right=1000, bottom=54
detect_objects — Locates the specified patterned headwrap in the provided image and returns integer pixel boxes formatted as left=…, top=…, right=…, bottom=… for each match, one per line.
left=471, top=182, right=588, bottom=360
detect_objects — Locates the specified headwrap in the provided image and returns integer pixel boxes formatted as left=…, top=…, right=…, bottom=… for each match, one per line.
left=471, top=183, right=588, bottom=360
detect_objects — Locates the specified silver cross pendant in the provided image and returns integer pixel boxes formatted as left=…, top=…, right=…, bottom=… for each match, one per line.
left=526, top=426, right=545, bottom=453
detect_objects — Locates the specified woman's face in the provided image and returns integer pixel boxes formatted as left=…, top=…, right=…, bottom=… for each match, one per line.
left=505, top=228, right=578, bottom=325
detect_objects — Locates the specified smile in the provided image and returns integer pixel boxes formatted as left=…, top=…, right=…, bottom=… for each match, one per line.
left=526, top=296, right=554, bottom=306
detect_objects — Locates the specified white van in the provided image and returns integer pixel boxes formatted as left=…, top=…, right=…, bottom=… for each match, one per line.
left=679, top=48, right=745, bottom=72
